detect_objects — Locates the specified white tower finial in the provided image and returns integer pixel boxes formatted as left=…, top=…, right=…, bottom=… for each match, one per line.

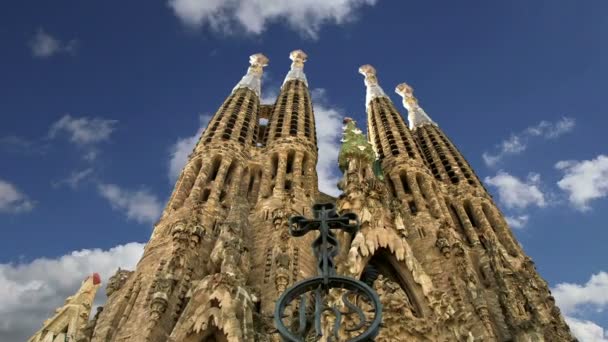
left=395, top=82, right=436, bottom=129
left=283, top=49, right=308, bottom=87
left=233, top=53, right=269, bottom=97
left=358, top=64, right=388, bottom=107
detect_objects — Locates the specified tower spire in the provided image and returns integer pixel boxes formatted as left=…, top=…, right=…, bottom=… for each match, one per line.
left=233, top=53, right=269, bottom=97
left=358, top=64, right=388, bottom=107
left=395, top=82, right=436, bottom=129
left=283, top=49, right=308, bottom=87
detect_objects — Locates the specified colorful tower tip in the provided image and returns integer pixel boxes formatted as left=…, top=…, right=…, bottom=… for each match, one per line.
left=93, top=273, right=101, bottom=285
left=289, top=50, right=308, bottom=65
left=249, top=53, right=269, bottom=69
left=358, top=64, right=377, bottom=77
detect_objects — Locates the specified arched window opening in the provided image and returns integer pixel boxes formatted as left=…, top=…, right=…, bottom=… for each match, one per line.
left=464, top=201, right=478, bottom=229
left=286, top=150, right=295, bottom=174
left=201, top=188, right=211, bottom=202
left=387, top=178, right=397, bottom=197
left=360, top=249, right=424, bottom=318
left=409, top=201, right=418, bottom=215
left=223, top=161, right=237, bottom=188
left=208, top=156, right=222, bottom=182
left=400, top=172, right=411, bottom=194
left=271, top=154, right=279, bottom=179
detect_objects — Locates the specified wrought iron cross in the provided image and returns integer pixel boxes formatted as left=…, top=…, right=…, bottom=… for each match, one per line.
left=274, top=203, right=382, bottom=342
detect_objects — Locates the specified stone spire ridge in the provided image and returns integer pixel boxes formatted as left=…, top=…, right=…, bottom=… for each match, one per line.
left=28, top=273, right=101, bottom=342
left=358, top=64, right=388, bottom=107
left=395, top=82, right=437, bottom=129
left=283, top=49, right=308, bottom=87
left=232, top=53, right=269, bottom=97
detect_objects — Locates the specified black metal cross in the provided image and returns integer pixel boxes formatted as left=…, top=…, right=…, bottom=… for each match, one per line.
left=276, top=203, right=382, bottom=341
left=289, top=203, right=359, bottom=289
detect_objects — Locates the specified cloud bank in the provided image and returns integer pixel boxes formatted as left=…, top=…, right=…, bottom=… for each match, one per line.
left=168, top=0, right=378, bottom=38
left=0, top=243, right=144, bottom=341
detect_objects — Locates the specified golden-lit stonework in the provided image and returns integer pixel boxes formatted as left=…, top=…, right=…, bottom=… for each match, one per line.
left=35, top=51, right=575, bottom=341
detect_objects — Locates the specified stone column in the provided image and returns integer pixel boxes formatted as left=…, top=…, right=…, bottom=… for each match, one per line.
left=274, top=153, right=288, bottom=195
left=226, top=165, right=244, bottom=203
left=171, top=160, right=200, bottom=209
left=209, top=159, right=232, bottom=203
left=453, top=203, right=480, bottom=246
left=186, top=161, right=212, bottom=205
left=405, top=172, right=426, bottom=214
left=418, top=175, right=443, bottom=219
left=292, top=151, right=304, bottom=191
left=259, top=158, right=273, bottom=198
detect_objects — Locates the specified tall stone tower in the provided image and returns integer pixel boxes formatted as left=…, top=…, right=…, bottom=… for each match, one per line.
left=42, top=52, right=574, bottom=341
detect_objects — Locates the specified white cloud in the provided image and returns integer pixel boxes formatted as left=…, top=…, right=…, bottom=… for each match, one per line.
left=505, top=215, right=529, bottom=229
left=565, top=316, right=608, bottom=342
left=168, top=114, right=212, bottom=182
left=29, top=28, right=76, bottom=58
left=311, top=88, right=343, bottom=197
left=97, top=183, right=162, bottom=224
left=0, top=242, right=144, bottom=341
left=168, top=0, right=377, bottom=39
left=0, top=179, right=35, bottom=214
left=556, top=155, right=608, bottom=211
left=49, top=115, right=117, bottom=145
left=49, top=114, right=117, bottom=161
left=553, top=272, right=608, bottom=341
left=553, top=271, right=608, bottom=316
left=52, top=168, right=94, bottom=189
left=484, top=171, right=546, bottom=209
left=483, top=117, right=575, bottom=167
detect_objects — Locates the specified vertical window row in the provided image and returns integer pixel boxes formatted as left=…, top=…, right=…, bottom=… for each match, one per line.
left=238, top=96, right=257, bottom=145
left=369, top=103, right=385, bottom=160
left=374, top=100, right=399, bottom=157
left=289, top=82, right=300, bottom=136
left=432, top=127, right=477, bottom=186
left=387, top=101, right=417, bottom=159
left=204, top=93, right=235, bottom=144
left=303, top=91, right=313, bottom=140
left=426, top=129, right=460, bottom=184
left=272, top=82, right=294, bottom=140
left=222, top=91, right=249, bottom=141
left=416, top=129, right=443, bottom=181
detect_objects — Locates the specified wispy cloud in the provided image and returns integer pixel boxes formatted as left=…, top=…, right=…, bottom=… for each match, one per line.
left=482, top=117, right=575, bottom=167
left=29, top=28, right=77, bottom=58
left=555, top=155, right=608, bottom=212
left=97, top=183, right=162, bottom=224
left=505, top=215, right=529, bottom=229
left=0, top=179, right=35, bottom=214
left=168, top=0, right=377, bottom=39
left=168, top=114, right=212, bottom=182
left=0, top=242, right=144, bottom=341
left=52, top=168, right=94, bottom=189
left=48, top=114, right=117, bottom=161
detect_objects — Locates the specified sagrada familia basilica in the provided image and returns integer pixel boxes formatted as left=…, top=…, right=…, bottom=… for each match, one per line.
left=29, top=50, right=575, bottom=341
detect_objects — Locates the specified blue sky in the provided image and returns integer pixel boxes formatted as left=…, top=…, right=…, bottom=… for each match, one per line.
left=1, top=1, right=607, bottom=340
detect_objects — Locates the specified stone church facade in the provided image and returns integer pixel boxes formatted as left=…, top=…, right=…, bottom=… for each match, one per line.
left=32, top=50, right=574, bottom=341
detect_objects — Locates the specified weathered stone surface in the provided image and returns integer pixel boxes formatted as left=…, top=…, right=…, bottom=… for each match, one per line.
left=34, top=54, right=574, bottom=341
